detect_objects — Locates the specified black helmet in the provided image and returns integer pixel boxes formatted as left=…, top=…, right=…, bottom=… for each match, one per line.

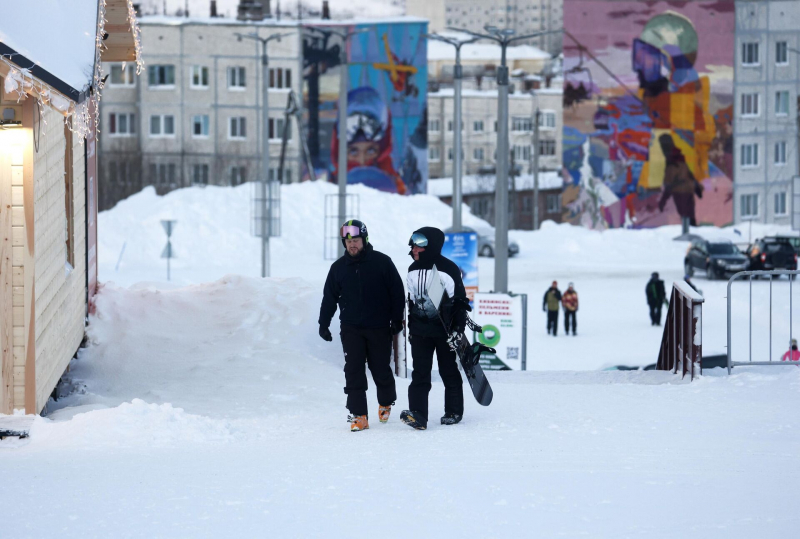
left=340, top=219, right=369, bottom=248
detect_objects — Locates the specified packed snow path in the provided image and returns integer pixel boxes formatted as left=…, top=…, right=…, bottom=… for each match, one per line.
left=2, top=277, right=799, bottom=537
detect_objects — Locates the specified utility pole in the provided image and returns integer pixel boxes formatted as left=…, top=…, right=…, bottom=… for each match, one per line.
left=235, top=31, right=292, bottom=278
left=450, top=25, right=546, bottom=293
left=532, top=106, right=540, bottom=230
left=426, top=34, right=480, bottom=232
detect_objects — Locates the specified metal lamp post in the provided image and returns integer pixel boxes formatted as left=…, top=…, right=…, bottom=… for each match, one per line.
left=531, top=95, right=541, bottom=231
left=236, top=30, right=293, bottom=278
left=426, top=34, right=480, bottom=232
left=449, top=26, right=548, bottom=293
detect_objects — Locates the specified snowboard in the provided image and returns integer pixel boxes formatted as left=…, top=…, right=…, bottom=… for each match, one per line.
left=427, top=266, right=494, bottom=406
left=392, top=317, right=408, bottom=378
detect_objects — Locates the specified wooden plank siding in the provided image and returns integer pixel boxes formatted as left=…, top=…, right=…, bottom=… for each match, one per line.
left=22, top=98, right=35, bottom=413
left=0, top=135, right=13, bottom=414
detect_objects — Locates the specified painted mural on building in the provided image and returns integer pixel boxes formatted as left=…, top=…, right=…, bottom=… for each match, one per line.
left=302, top=22, right=428, bottom=194
left=562, top=1, right=734, bottom=229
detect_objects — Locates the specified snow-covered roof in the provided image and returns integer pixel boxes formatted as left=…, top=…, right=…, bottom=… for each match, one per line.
left=428, top=40, right=550, bottom=63
left=428, top=172, right=564, bottom=197
left=0, top=0, right=99, bottom=93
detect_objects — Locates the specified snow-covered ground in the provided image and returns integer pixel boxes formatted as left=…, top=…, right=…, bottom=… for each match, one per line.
left=3, top=182, right=800, bottom=537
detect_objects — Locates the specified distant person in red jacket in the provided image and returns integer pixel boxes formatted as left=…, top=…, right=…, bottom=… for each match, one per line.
left=782, top=339, right=800, bottom=362
left=562, top=282, right=578, bottom=336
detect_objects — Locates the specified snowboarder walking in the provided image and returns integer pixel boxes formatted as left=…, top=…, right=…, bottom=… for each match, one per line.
left=400, top=227, right=468, bottom=430
left=645, top=272, right=667, bottom=326
left=543, top=281, right=562, bottom=336
left=319, top=220, right=406, bottom=432
left=562, top=282, right=578, bottom=336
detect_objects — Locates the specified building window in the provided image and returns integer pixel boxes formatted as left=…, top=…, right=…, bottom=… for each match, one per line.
left=522, top=196, right=532, bottom=213
left=268, top=118, right=290, bottom=141
left=109, top=112, right=136, bottom=136
left=473, top=147, right=484, bottom=161
left=429, top=119, right=440, bottom=133
left=229, top=117, right=247, bottom=139
left=741, top=193, right=759, bottom=218
left=148, top=64, right=175, bottom=87
left=740, top=143, right=759, bottom=168
left=269, top=68, right=291, bottom=89
left=740, top=93, right=760, bottom=117
left=269, top=167, right=292, bottom=183
left=192, top=164, right=209, bottom=185
left=776, top=41, right=788, bottom=65
left=513, top=144, right=531, bottom=161
left=191, top=65, right=209, bottom=88
left=149, top=114, right=175, bottom=137
left=775, top=141, right=787, bottom=165
left=512, top=117, right=533, bottom=132
left=149, top=163, right=177, bottom=186
left=742, top=42, right=759, bottom=66
left=230, top=166, right=247, bottom=186
left=775, top=91, right=789, bottom=116
left=110, top=63, right=135, bottom=86
left=429, top=146, right=441, bottom=162
left=228, top=66, right=246, bottom=89
left=473, top=120, right=484, bottom=132
left=538, top=140, right=556, bottom=156
left=546, top=193, right=560, bottom=214
left=775, top=192, right=787, bottom=216
left=192, top=115, right=209, bottom=138
left=538, top=111, right=556, bottom=129
left=447, top=120, right=463, bottom=132
left=447, top=147, right=453, bottom=161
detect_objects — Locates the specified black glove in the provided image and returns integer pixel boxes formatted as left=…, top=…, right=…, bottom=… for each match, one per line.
left=319, top=325, right=332, bottom=342
left=390, top=320, right=404, bottom=335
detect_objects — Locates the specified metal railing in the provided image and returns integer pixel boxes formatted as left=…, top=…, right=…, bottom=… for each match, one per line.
left=657, top=280, right=704, bottom=380
left=727, top=270, right=799, bottom=373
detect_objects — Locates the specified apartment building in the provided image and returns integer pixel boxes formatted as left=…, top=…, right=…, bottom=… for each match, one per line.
left=427, top=87, right=562, bottom=180
left=406, top=0, right=563, bottom=56
left=735, top=0, right=800, bottom=225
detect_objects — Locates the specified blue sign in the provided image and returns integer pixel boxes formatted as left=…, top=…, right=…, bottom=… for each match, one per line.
left=442, top=232, right=479, bottom=305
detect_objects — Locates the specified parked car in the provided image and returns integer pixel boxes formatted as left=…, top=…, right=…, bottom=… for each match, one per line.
left=444, top=226, right=520, bottom=258
left=745, top=237, right=798, bottom=275
left=684, top=239, right=748, bottom=280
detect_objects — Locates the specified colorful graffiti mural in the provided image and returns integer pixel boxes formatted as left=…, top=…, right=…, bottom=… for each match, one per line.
left=563, top=1, right=734, bottom=229
left=302, top=22, right=428, bottom=194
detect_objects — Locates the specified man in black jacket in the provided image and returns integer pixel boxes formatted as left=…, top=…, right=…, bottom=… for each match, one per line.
left=319, top=220, right=405, bottom=432
left=645, top=272, right=667, bottom=326
left=400, top=226, right=468, bottom=430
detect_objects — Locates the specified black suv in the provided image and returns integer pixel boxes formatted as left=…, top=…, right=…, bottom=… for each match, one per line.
left=745, top=237, right=798, bottom=274
left=684, top=239, right=748, bottom=280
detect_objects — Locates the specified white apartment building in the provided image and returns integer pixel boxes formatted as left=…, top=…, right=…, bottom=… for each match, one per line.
left=735, top=0, right=800, bottom=225
left=406, top=0, right=563, bottom=55
left=99, top=16, right=303, bottom=210
left=427, top=87, right=562, bottom=179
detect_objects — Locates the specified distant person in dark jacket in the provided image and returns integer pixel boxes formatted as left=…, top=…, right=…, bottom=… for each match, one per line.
left=543, top=281, right=562, bottom=336
left=645, top=272, right=667, bottom=326
left=319, top=220, right=405, bottom=432
left=562, top=282, right=578, bottom=336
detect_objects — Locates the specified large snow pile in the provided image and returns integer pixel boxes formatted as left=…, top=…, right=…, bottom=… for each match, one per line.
left=2, top=275, right=799, bottom=537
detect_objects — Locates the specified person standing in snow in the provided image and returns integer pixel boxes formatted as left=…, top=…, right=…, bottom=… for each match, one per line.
left=562, top=283, right=578, bottom=336
left=782, top=339, right=800, bottom=362
left=400, top=227, right=468, bottom=430
left=543, top=281, right=562, bottom=336
left=645, top=272, right=667, bottom=326
left=318, top=220, right=406, bottom=432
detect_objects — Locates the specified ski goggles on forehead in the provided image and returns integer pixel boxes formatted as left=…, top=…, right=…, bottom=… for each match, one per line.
left=346, top=113, right=384, bottom=142
left=341, top=225, right=363, bottom=239
left=409, top=233, right=428, bottom=247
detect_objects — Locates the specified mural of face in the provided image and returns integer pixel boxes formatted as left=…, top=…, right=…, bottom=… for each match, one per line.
left=348, top=141, right=381, bottom=167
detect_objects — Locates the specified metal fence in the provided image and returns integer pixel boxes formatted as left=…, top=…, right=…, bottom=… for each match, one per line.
left=657, top=280, right=704, bottom=380
left=727, top=270, right=799, bottom=374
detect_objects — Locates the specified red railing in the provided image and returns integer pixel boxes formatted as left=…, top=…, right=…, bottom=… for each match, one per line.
left=657, top=281, right=704, bottom=380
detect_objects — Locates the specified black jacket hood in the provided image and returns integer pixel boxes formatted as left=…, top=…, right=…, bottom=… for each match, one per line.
left=409, top=226, right=445, bottom=267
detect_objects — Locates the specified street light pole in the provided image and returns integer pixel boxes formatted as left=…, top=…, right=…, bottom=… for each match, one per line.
left=533, top=106, right=540, bottom=231
left=236, top=31, right=292, bottom=278
left=450, top=26, right=546, bottom=293
left=427, top=34, right=480, bottom=232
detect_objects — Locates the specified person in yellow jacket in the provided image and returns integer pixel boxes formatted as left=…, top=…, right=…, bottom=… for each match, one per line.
left=561, top=283, right=578, bottom=336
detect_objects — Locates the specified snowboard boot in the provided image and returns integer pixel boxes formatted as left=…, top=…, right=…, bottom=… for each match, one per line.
left=348, top=414, right=369, bottom=432
left=378, top=404, right=392, bottom=423
left=400, top=410, right=427, bottom=430
left=441, top=413, right=463, bottom=425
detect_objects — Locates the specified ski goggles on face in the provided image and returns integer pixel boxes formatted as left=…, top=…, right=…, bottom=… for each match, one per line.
left=341, top=225, right=363, bottom=239
left=346, top=112, right=384, bottom=142
left=409, top=233, right=428, bottom=247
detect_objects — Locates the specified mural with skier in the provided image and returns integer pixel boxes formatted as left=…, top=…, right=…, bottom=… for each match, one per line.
left=562, top=0, right=734, bottom=229
left=302, top=21, right=428, bottom=194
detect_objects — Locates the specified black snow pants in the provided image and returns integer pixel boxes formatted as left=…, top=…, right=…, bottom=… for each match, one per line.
left=564, top=310, right=576, bottom=335
left=649, top=303, right=662, bottom=326
left=547, top=310, right=559, bottom=335
left=340, top=323, right=396, bottom=417
left=408, top=333, right=463, bottom=422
